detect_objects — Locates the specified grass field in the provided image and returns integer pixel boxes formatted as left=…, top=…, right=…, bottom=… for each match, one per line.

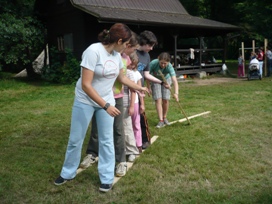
left=0, top=69, right=272, bottom=203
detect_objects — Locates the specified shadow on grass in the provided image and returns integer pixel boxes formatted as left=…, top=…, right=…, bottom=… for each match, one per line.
left=0, top=71, right=74, bottom=87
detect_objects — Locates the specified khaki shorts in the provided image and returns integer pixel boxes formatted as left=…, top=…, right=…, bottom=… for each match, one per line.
left=151, top=77, right=172, bottom=100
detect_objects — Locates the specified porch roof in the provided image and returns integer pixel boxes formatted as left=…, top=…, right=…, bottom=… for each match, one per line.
left=71, top=0, right=240, bottom=36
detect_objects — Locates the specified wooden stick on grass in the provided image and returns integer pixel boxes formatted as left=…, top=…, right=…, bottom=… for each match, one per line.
left=158, top=69, right=191, bottom=125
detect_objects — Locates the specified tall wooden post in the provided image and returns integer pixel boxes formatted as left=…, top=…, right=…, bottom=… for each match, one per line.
left=199, top=37, right=203, bottom=66
left=173, top=35, right=178, bottom=71
left=252, top=40, right=255, bottom=52
left=264, top=39, right=268, bottom=77
left=223, top=35, right=227, bottom=64
left=242, top=42, right=245, bottom=77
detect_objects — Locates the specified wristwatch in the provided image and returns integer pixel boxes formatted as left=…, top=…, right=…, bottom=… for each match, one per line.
left=103, top=103, right=110, bottom=111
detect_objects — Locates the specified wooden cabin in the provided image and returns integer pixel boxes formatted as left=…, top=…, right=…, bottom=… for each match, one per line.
left=35, top=0, right=240, bottom=75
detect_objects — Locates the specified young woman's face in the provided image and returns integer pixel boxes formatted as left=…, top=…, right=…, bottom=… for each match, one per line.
left=115, top=39, right=130, bottom=53
left=159, top=60, right=169, bottom=69
left=123, top=44, right=138, bottom=55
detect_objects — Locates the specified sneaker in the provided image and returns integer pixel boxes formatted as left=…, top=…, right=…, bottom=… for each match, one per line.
left=164, top=118, right=170, bottom=125
left=142, top=141, right=150, bottom=149
left=115, top=162, right=127, bottom=177
left=80, top=154, right=96, bottom=169
left=128, top=154, right=136, bottom=162
left=54, top=176, right=71, bottom=186
left=156, top=121, right=165, bottom=128
left=99, top=184, right=113, bottom=192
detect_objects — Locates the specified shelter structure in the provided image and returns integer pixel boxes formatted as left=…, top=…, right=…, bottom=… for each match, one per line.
left=35, top=0, right=240, bottom=75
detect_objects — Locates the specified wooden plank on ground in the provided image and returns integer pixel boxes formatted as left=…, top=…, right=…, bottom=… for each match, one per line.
left=76, top=135, right=159, bottom=185
left=113, top=135, right=158, bottom=185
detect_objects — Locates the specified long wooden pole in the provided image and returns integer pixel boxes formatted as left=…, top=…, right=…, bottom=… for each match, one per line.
left=158, top=70, right=191, bottom=125
left=168, top=111, right=211, bottom=125
left=264, top=39, right=268, bottom=77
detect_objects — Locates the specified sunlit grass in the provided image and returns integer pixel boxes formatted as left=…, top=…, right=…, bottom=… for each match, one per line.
left=0, top=75, right=272, bottom=204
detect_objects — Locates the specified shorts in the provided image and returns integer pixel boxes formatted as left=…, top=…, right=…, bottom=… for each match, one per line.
left=151, top=77, right=172, bottom=100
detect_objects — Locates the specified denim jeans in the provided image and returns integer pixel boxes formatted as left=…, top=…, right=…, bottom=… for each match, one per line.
left=86, top=97, right=126, bottom=163
left=60, top=99, right=115, bottom=184
left=267, top=59, right=272, bottom=77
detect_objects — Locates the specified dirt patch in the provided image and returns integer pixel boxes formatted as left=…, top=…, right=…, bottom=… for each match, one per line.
left=180, top=77, right=246, bottom=86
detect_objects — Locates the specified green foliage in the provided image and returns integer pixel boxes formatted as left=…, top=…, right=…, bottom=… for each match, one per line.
left=0, top=71, right=14, bottom=80
left=42, top=47, right=81, bottom=84
left=0, top=0, right=44, bottom=72
left=235, top=0, right=272, bottom=44
left=181, top=0, right=272, bottom=56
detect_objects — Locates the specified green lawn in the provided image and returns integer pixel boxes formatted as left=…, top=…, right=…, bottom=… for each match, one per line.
left=0, top=74, right=271, bottom=204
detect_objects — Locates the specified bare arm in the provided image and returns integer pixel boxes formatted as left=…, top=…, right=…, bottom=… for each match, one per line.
left=144, top=71, right=163, bottom=84
left=129, top=91, right=136, bottom=116
left=81, top=67, right=120, bottom=116
left=117, top=69, right=149, bottom=94
left=137, top=79, right=145, bottom=114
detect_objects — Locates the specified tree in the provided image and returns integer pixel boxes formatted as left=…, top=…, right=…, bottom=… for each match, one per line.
left=181, top=0, right=272, bottom=58
left=0, top=0, right=45, bottom=77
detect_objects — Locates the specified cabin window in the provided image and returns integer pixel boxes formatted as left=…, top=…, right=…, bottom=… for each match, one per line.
left=57, top=33, right=73, bottom=52
left=64, top=33, right=74, bottom=51
left=57, top=36, right=64, bottom=51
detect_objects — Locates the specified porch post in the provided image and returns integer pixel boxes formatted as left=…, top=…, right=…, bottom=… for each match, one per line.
left=174, top=35, right=178, bottom=71
left=223, top=35, right=227, bottom=64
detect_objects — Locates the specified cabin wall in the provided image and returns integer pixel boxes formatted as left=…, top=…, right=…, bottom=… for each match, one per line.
left=37, top=0, right=225, bottom=75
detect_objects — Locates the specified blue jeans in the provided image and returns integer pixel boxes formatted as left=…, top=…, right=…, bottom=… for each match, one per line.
left=60, top=99, right=115, bottom=184
left=86, top=97, right=126, bottom=163
left=267, top=59, right=272, bottom=77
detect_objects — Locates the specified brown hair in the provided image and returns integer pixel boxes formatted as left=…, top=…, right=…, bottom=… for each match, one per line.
left=138, top=30, right=157, bottom=46
left=128, top=31, right=139, bottom=47
left=129, top=51, right=139, bottom=70
left=158, top=52, right=171, bottom=62
left=98, top=23, right=132, bottom=45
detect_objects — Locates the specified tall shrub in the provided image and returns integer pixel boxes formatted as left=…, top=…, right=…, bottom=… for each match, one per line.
left=42, top=48, right=81, bottom=84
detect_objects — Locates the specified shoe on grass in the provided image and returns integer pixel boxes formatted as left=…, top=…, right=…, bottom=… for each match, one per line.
left=99, top=184, right=113, bottom=192
left=128, top=154, right=136, bottom=162
left=156, top=121, right=165, bottom=128
left=115, top=162, right=127, bottom=177
left=80, top=154, right=96, bottom=169
left=163, top=118, right=170, bottom=125
left=142, top=141, right=150, bottom=149
left=54, top=176, right=72, bottom=186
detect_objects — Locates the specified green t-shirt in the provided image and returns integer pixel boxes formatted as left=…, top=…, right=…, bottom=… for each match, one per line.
left=149, top=59, right=176, bottom=80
